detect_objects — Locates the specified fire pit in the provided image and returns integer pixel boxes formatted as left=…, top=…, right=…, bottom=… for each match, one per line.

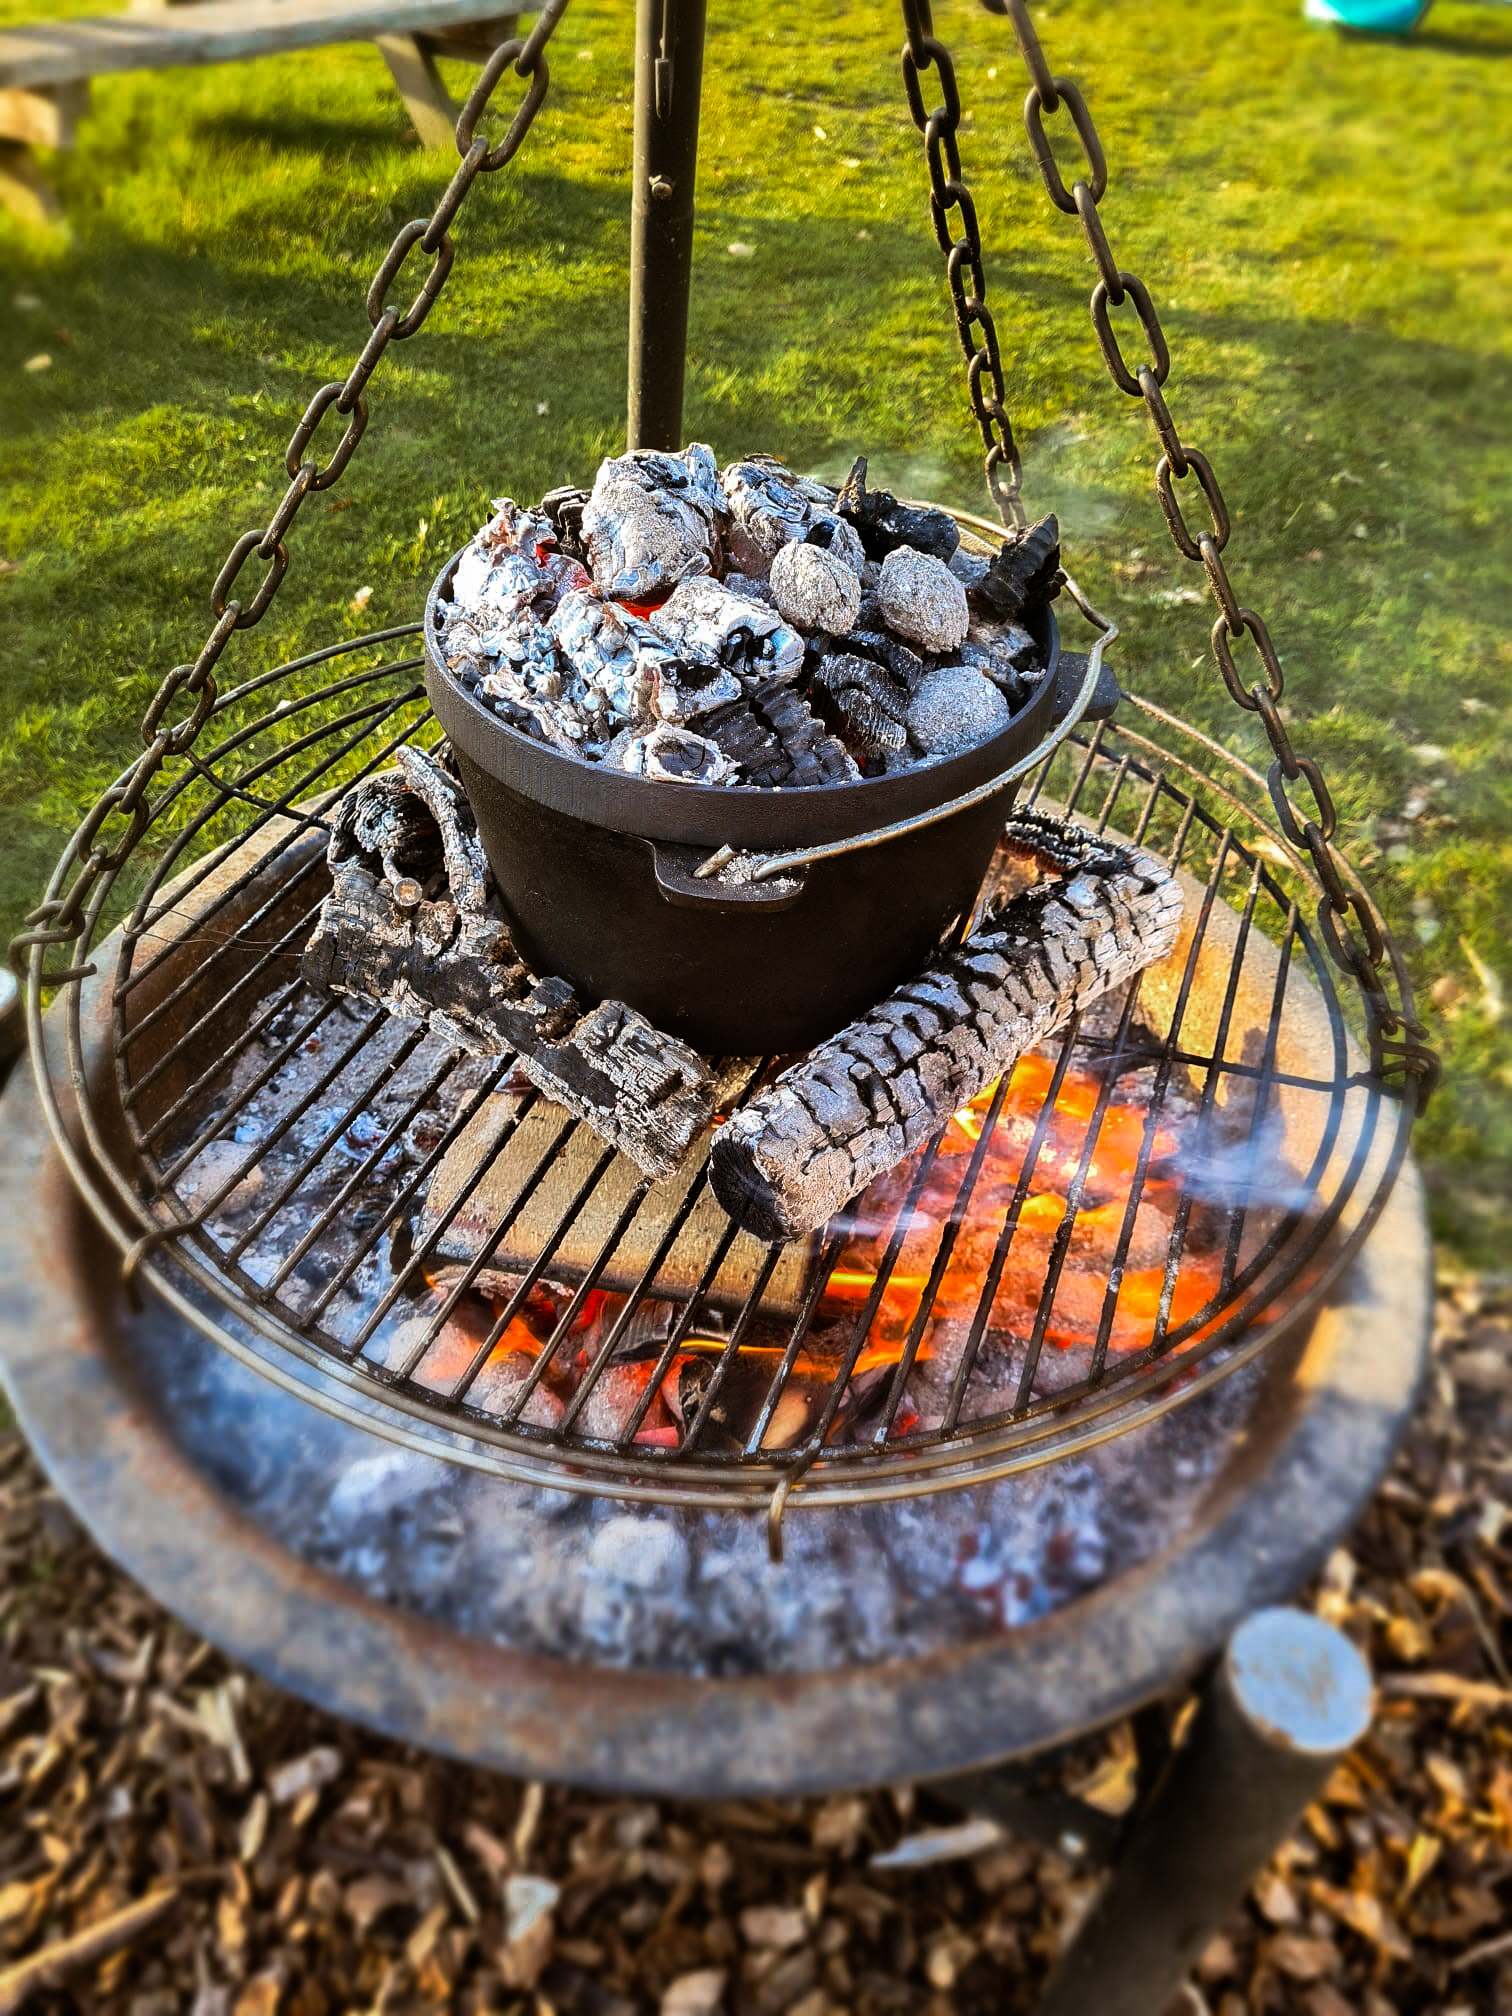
left=1, top=0, right=1441, bottom=2006
left=7, top=606, right=1426, bottom=1532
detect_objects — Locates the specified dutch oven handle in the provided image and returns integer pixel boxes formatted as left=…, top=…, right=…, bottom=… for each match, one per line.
left=669, top=581, right=1116, bottom=904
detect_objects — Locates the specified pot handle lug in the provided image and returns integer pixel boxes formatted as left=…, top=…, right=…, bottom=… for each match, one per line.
left=650, top=841, right=808, bottom=914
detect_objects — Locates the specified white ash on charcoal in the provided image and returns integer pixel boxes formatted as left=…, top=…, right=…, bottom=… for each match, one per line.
left=301, top=747, right=715, bottom=1179
left=604, top=722, right=739, bottom=786
left=835, top=452, right=962, bottom=563
left=545, top=588, right=664, bottom=730
left=580, top=442, right=726, bottom=600
left=956, top=631, right=1042, bottom=708
left=647, top=574, right=805, bottom=685
left=721, top=456, right=866, bottom=577
left=767, top=538, right=863, bottom=635
left=709, top=812, right=1185, bottom=1241
left=877, top=544, right=970, bottom=653
left=437, top=446, right=1086, bottom=787
left=906, top=661, right=1011, bottom=755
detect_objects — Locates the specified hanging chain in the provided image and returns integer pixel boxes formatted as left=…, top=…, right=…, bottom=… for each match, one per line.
left=11, top=3, right=569, bottom=985
left=979, top=0, right=1437, bottom=1100
left=900, top=0, right=1026, bottom=530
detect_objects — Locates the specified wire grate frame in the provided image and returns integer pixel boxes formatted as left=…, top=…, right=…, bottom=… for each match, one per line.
left=25, top=617, right=1420, bottom=1515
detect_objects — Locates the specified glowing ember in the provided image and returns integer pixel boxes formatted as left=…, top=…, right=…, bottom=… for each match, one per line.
left=397, top=1043, right=1228, bottom=1453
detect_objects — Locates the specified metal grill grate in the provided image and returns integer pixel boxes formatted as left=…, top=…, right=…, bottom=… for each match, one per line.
left=24, top=604, right=1420, bottom=1519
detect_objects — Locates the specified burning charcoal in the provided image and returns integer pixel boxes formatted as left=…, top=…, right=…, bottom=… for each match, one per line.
left=948, top=545, right=991, bottom=591
left=877, top=544, right=970, bottom=653
left=546, top=588, right=662, bottom=729
left=303, top=761, right=716, bottom=1178
left=721, top=456, right=866, bottom=577
left=699, top=697, right=791, bottom=785
left=581, top=443, right=726, bottom=600
left=611, top=722, right=738, bottom=786
left=649, top=656, right=743, bottom=727
left=810, top=651, right=910, bottom=756
left=905, top=663, right=1011, bottom=755
left=835, top=453, right=960, bottom=563
left=748, top=677, right=858, bottom=785
left=720, top=570, right=778, bottom=608
left=839, top=628, right=926, bottom=694
left=976, top=513, right=1062, bottom=621
left=473, top=612, right=598, bottom=754
left=708, top=812, right=1185, bottom=1240
left=768, top=540, right=863, bottom=636
left=449, top=497, right=559, bottom=614
left=649, top=576, right=804, bottom=683
left=538, top=484, right=590, bottom=557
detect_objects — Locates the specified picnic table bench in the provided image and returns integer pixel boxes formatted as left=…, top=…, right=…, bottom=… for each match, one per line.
left=0, top=0, right=518, bottom=222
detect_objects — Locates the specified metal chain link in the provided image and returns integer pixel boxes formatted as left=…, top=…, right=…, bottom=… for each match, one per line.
left=900, top=1, right=1027, bottom=529
left=984, top=0, right=1438, bottom=1101
left=12, top=3, right=570, bottom=983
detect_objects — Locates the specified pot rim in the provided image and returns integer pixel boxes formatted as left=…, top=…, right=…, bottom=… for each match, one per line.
left=422, top=529, right=1067, bottom=850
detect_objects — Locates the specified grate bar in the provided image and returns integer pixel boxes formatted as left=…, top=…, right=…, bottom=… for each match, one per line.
left=873, top=1065, right=1016, bottom=1444
left=309, top=1057, right=514, bottom=1328
left=616, top=1219, right=744, bottom=1448
left=444, top=1141, right=622, bottom=1407
left=493, top=1175, right=655, bottom=1424
left=52, top=615, right=1417, bottom=1509
left=384, top=1102, right=572, bottom=1375
left=939, top=1017, right=1086, bottom=1435
left=225, top=1023, right=433, bottom=1265
left=120, top=683, right=426, bottom=1000
left=265, top=1043, right=463, bottom=1298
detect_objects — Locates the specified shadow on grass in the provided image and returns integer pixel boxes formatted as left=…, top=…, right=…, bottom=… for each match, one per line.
left=1334, top=24, right=1512, bottom=56
left=191, top=109, right=416, bottom=158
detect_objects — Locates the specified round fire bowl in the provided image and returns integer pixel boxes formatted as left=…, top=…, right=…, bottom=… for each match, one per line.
left=0, top=989, right=1430, bottom=1797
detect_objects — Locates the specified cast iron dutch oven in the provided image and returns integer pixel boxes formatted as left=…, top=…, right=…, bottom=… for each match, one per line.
left=423, top=540, right=1114, bottom=1055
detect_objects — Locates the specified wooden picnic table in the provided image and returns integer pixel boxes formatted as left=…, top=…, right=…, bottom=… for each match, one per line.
left=0, top=0, right=519, bottom=222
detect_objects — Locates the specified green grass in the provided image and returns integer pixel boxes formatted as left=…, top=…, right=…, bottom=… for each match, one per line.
left=1, top=0, right=1508, bottom=1256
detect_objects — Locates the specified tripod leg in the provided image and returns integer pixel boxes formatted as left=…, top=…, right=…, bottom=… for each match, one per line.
left=1035, top=1608, right=1372, bottom=2016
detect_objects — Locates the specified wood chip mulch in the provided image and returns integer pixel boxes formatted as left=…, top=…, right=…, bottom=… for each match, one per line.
left=1, top=1278, right=1508, bottom=2016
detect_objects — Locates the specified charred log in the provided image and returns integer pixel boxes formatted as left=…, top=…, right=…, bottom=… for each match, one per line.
left=707, top=812, right=1185, bottom=1240
left=302, top=753, right=714, bottom=1179
left=539, top=484, right=590, bottom=560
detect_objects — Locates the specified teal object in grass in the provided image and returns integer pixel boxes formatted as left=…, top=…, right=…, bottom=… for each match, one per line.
left=1303, top=0, right=1432, bottom=29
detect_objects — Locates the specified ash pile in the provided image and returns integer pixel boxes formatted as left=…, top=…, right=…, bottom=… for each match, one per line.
left=436, top=445, right=1065, bottom=788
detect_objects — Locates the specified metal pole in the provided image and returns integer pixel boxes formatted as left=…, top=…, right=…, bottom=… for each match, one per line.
left=627, top=0, right=708, bottom=451
left=1035, top=1609, right=1374, bottom=2016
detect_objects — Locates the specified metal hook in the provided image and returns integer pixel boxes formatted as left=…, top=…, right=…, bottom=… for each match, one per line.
left=654, top=0, right=675, bottom=117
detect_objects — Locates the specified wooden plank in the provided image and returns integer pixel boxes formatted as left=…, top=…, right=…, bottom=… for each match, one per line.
left=0, top=0, right=520, bottom=91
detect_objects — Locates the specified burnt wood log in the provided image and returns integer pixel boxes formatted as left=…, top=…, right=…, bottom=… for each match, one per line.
left=707, top=812, right=1185, bottom=1241
left=302, top=749, right=714, bottom=1180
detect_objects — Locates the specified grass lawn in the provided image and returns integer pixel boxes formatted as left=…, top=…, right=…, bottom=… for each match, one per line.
left=0, top=0, right=1508, bottom=1259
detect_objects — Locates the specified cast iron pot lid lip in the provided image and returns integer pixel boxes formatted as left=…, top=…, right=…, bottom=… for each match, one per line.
left=422, top=547, right=1062, bottom=850
left=0, top=971, right=1432, bottom=1798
